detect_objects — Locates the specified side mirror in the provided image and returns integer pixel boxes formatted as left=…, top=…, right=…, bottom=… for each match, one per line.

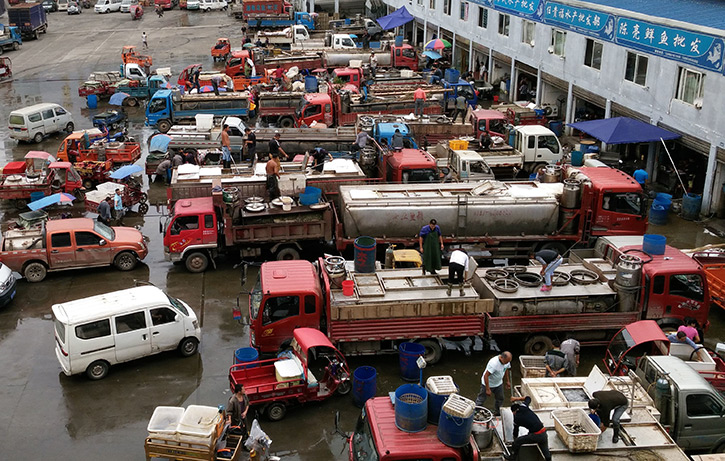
left=99, top=239, right=107, bottom=246
left=174, top=314, right=181, bottom=322
left=159, top=220, right=163, bottom=234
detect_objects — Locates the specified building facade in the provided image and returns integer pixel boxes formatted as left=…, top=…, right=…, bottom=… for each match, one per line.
left=390, top=0, right=725, bottom=213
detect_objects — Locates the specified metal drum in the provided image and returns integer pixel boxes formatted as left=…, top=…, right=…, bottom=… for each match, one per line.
left=540, top=165, right=563, bottom=183
left=615, top=254, right=643, bottom=288
left=561, top=179, right=582, bottom=209
left=558, top=208, right=579, bottom=235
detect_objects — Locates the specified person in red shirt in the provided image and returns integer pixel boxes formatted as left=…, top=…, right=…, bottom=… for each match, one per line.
left=413, top=87, right=426, bottom=117
left=274, top=65, right=285, bottom=81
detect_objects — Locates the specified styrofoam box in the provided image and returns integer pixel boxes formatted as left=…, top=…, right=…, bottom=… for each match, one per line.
left=147, top=406, right=184, bottom=435
left=177, top=405, right=222, bottom=440
left=349, top=59, right=362, bottom=68
left=275, top=358, right=303, bottom=382
left=426, top=376, right=457, bottom=395
left=442, top=393, right=475, bottom=418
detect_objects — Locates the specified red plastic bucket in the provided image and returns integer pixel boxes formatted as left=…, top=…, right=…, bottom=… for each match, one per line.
left=342, top=280, right=355, bottom=296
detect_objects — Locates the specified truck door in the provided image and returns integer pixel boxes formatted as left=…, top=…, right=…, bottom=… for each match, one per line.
left=259, top=295, right=302, bottom=351
left=48, top=232, right=76, bottom=269
left=664, top=273, right=706, bottom=322
left=73, top=230, right=112, bottom=266
left=168, top=215, right=202, bottom=254
left=148, top=306, right=185, bottom=352
left=533, top=133, right=561, bottom=163
left=596, top=192, right=645, bottom=234
left=678, top=391, right=725, bottom=451
left=113, top=310, right=152, bottom=362
left=201, top=214, right=216, bottom=244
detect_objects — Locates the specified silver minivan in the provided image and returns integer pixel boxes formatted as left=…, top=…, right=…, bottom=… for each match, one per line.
left=8, top=103, right=74, bottom=143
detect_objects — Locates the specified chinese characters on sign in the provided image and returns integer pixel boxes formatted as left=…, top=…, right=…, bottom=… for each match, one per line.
left=543, top=1, right=614, bottom=40
left=491, top=0, right=542, bottom=18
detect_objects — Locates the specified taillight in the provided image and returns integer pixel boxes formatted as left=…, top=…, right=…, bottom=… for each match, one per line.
left=55, top=337, right=68, bottom=356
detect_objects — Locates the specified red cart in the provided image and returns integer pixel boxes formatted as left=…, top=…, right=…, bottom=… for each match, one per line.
left=211, top=38, right=231, bottom=62
left=84, top=179, right=148, bottom=214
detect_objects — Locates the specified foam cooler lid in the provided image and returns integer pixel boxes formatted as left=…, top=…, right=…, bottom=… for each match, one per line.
left=275, top=358, right=303, bottom=380
left=177, top=405, right=222, bottom=438
left=426, top=376, right=457, bottom=395
left=442, top=394, right=475, bottom=418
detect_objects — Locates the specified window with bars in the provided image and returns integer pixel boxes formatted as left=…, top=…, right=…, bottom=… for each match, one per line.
left=675, top=67, right=704, bottom=106
left=584, top=39, right=603, bottom=70
left=478, top=7, right=487, bottom=28
left=498, top=13, right=510, bottom=36
left=551, top=29, right=566, bottom=56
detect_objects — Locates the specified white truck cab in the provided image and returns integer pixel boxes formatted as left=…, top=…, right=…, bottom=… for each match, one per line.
left=513, top=125, right=562, bottom=169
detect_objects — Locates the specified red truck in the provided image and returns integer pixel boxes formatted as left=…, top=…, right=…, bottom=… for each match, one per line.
left=228, top=328, right=351, bottom=421
left=56, top=131, right=141, bottom=165
left=0, top=218, right=148, bottom=282
left=0, top=161, right=85, bottom=208
left=239, top=0, right=291, bottom=21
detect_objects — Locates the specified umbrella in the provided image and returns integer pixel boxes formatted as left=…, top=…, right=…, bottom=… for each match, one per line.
left=424, top=38, right=451, bottom=50
left=24, top=151, right=57, bottom=161
left=110, top=164, right=144, bottom=179
left=243, top=43, right=255, bottom=49
left=28, top=192, right=75, bottom=211
left=422, top=50, right=442, bottom=60
left=149, top=133, right=172, bottom=153
left=109, top=92, right=130, bottom=106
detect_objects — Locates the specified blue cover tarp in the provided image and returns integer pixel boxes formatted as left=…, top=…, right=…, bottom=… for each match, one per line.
left=376, top=6, right=414, bottom=30
left=567, top=117, right=681, bottom=144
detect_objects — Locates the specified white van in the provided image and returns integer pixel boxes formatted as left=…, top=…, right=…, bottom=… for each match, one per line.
left=95, top=0, right=122, bottom=13
left=57, top=0, right=69, bottom=11
left=199, top=0, right=227, bottom=11
left=8, top=103, right=74, bottom=143
left=120, top=0, right=138, bottom=12
left=52, top=286, right=201, bottom=380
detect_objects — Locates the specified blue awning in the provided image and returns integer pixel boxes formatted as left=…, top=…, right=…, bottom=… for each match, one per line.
left=567, top=117, right=681, bottom=144
left=376, top=6, right=414, bottom=30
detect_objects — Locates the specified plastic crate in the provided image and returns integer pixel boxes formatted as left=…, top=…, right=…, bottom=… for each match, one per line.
left=426, top=376, right=457, bottom=395
left=552, top=408, right=601, bottom=453
left=449, top=139, right=469, bottom=150
left=177, top=405, right=224, bottom=443
left=147, top=406, right=184, bottom=435
left=441, top=394, right=475, bottom=418
left=519, top=355, right=547, bottom=378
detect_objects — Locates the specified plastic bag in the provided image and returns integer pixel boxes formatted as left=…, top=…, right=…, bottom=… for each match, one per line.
left=244, top=419, right=272, bottom=451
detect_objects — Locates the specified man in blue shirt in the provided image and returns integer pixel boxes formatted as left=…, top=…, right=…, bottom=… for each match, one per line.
left=667, top=331, right=697, bottom=348
left=114, top=188, right=124, bottom=225
left=633, top=167, right=648, bottom=187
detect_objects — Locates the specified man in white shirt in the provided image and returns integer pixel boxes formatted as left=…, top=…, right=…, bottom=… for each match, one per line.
left=475, top=351, right=512, bottom=416
left=447, top=248, right=469, bottom=296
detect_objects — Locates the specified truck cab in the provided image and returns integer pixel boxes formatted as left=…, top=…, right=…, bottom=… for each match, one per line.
left=390, top=44, right=419, bottom=70
left=225, top=50, right=253, bottom=77
left=296, top=93, right=332, bottom=127
left=636, top=355, right=725, bottom=452
left=373, top=122, right=417, bottom=148
left=0, top=25, right=23, bottom=51
left=513, top=125, right=562, bottom=167
left=294, top=11, right=314, bottom=30
left=440, top=149, right=494, bottom=182
left=469, top=109, right=508, bottom=138
left=350, top=397, right=479, bottom=461
left=442, top=79, right=477, bottom=108
left=162, top=197, right=218, bottom=272
left=384, top=149, right=438, bottom=183
left=331, top=67, right=363, bottom=87
left=120, top=62, right=148, bottom=82
left=330, top=33, right=356, bottom=49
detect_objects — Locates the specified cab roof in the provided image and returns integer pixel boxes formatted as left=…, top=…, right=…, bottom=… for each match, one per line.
left=45, top=217, right=96, bottom=232
left=377, top=122, right=409, bottom=135
left=619, top=243, right=703, bottom=276
left=576, top=166, right=641, bottom=191
left=52, top=286, right=172, bottom=325
left=646, top=355, right=719, bottom=393
left=471, top=109, right=507, bottom=121
left=387, top=149, right=436, bottom=169
left=173, top=197, right=214, bottom=215
left=261, top=260, right=320, bottom=296
left=619, top=320, right=668, bottom=345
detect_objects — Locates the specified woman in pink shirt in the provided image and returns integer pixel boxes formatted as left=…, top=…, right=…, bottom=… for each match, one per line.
left=677, top=317, right=700, bottom=343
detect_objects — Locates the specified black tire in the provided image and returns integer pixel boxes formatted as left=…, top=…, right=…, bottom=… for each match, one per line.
left=139, top=192, right=148, bottom=203
left=185, top=251, right=209, bottom=273
left=65, top=122, right=74, bottom=133
left=24, top=262, right=47, bottom=282
left=12, top=198, right=28, bottom=210
left=85, top=360, right=110, bottom=380
left=336, top=378, right=352, bottom=395
left=158, top=119, right=171, bottom=133
left=13, top=41, right=20, bottom=51
left=114, top=252, right=138, bottom=271
left=82, top=179, right=95, bottom=190
left=178, top=337, right=199, bottom=357
left=713, top=442, right=725, bottom=454
left=278, top=117, right=294, bottom=128
left=125, top=97, right=138, bottom=107
left=275, top=246, right=300, bottom=260
left=417, top=339, right=443, bottom=364
left=266, top=402, right=287, bottom=422
left=33, top=132, right=43, bottom=143
left=656, top=318, right=682, bottom=334
left=138, top=202, right=149, bottom=214
left=524, top=335, right=554, bottom=356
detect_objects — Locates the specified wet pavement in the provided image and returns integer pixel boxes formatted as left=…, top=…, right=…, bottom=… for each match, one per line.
left=0, top=10, right=724, bottom=461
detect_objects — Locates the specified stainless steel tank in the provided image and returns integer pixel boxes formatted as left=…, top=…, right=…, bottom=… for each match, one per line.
left=339, top=182, right=561, bottom=238
left=558, top=209, right=579, bottom=235
left=561, top=179, right=582, bottom=209
left=323, top=52, right=392, bottom=67
left=540, top=165, right=563, bottom=183
left=615, top=254, right=643, bottom=288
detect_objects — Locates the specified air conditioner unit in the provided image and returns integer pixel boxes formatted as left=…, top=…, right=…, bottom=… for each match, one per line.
left=541, top=103, right=558, bottom=117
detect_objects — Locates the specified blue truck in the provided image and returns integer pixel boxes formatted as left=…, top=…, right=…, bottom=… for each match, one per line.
left=442, top=79, right=478, bottom=109
left=8, top=3, right=48, bottom=40
left=115, top=75, right=170, bottom=107
left=146, top=89, right=249, bottom=133
left=0, top=25, right=23, bottom=53
left=246, top=11, right=315, bottom=30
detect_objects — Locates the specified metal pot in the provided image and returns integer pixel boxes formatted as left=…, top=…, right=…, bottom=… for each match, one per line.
left=472, top=407, right=494, bottom=448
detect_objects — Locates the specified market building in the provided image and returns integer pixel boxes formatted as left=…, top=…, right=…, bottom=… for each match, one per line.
left=387, top=0, right=725, bottom=214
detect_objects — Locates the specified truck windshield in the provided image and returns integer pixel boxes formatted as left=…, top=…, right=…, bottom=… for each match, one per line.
left=537, top=135, right=560, bottom=153
left=148, top=97, right=167, bottom=114
left=602, top=192, right=642, bottom=216
left=250, top=276, right=262, bottom=320
left=670, top=274, right=704, bottom=302
left=93, top=221, right=116, bottom=241
left=167, top=294, right=189, bottom=315
left=607, top=329, right=635, bottom=362
left=470, top=161, right=490, bottom=174
left=401, top=48, right=416, bottom=59
left=352, top=409, right=379, bottom=461
left=402, top=168, right=437, bottom=183
left=295, top=99, right=308, bottom=118
left=486, top=119, right=507, bottom=134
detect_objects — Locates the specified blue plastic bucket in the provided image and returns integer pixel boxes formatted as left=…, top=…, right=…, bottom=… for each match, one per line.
left=395, top=384, right=428, bottom=433
left=656, top=192, right=673, bottom=202
left=570, top=150, right=584, bottom=167
left=653, top=197, right=672, bottom=211
left=649, top=204, right=668, bottom=226
left=352, top=366, right=377, bottom=408
left=299, top=193, right=319, bottom=206
left=87, top=94, right=98, bottom=109
left=30, top=191, right=45, bottom=202
left=549, top=120, right=563, bottom=137
left=643, top=234, right=666, bottom=255
left=682, top=193, right=702, bottom=221
left=233, top=347, right=259, bottom=367
left=354, top=236, right=376, bottom=273
left=428, top=392, right=450, bottom=425
left=437, top=401, right=475, bottom=447
left=394, top=35, right=404, bottom=47
left=304, top=75, right=318, bottom=93
left=444, top=68, right=460, bottom=84
left=305, top=186, right=321, bottom=198
left=399, top=342, right=426, bottom=381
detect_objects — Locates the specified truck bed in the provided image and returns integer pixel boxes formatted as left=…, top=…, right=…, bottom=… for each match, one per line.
left=229, top=206, right=332, bottom=244
left=229, top=358, right=308, bottom=405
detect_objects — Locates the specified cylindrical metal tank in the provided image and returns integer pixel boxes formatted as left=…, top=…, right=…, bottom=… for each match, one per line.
left=340, top=183, right=561, bottom=238
left=614, top=282, right=639, bottom=312
left=540, top=165, right=562, bottom=183
left=561, top=179, right=582, bottom=209
left=558, top=209, right=579, bottom=235
left=615, top=254, right=643, bottom=288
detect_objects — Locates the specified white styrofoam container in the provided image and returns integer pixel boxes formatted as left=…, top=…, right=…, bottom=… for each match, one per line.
left=716, top=343, right=725, bottom=355
left=426, top=376, right=457, bottom=395
left=275, top=358, right=303, bottom=382
left=177, top=405, right=222, bottom=441
left=349, top=59, right=362, bottom=68
left=147, top=406, right=184, bottom=435
left=195, top=114, right=214, bottom=131
left=442, top=393, right=475, bottom=418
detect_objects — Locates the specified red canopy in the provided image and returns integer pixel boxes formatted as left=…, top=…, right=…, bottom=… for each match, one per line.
left=293, top=328, right=335, bottom=356
left=25, top=151, right=55, bottom=161
left=622, top=320, right=668, bottom=344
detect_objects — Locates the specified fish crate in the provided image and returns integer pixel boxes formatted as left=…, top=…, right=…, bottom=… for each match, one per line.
left=448, top=139, right=469, bottom=150
left=519, top=355, right=547, bottom=378
left=552, top=408, right=601, bottom=453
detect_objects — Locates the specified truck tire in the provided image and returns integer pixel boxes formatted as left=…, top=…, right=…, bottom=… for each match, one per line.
left=24, top=262, right=47, bottom=282
left=278, top=117, right=294, bottom=128
left=138, top=202, right=149, bottom=214
left=13, top=42, right=20, bottom=51
left=266, top=402, right=287, bottom=421
left=275, top=246, right=300, bottom=260
left=114, top=252, right=138, bottom=271
left=157, top=120, right=172, bottom=133
left=83, top=179, right=95, bottom=190
left=85, top=360, right=110, bottom=380
left=524, top=335, right=554, bottom=356
left=178, top=337, right=199, bottom=357
left=65, top=122, right=74, bottom=133
left=125, top=97, right=138, bottom=107
left=417, top=339, right=443, bottom=364
left=185, top=252, right=209, bottom=273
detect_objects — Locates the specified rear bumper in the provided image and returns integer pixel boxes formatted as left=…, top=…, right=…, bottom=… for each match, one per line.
left=0, top=277, right=17, bottom=308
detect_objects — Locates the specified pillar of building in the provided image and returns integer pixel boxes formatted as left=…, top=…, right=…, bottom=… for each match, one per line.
left=423, top=18, right=428, bottom=44
left=702, top=143, right=719, bottom=214
left=565, top=81, right=574, bottom=135
left=535, top=67, right=542, bottom=106
left=334, top=0, right=338, bottom=14
left=487, top=49, right=492, bottom=83
left=452, top=32, right=456, bottom=66
left=602, top=99, right=612, bottom=151
left=309, top=0, right=314, bottom=13
left=469, top=41, right=473, bottom=72
left=509, top=59, right=516, bottom=100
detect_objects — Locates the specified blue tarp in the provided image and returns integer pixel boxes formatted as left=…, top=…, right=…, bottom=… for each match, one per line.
left=567, top=117, right=681, bottom=145
left=376, top=6, right=414, bottom=30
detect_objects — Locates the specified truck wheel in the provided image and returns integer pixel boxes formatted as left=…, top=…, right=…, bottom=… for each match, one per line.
left=139, top=192, right=148, bottom=204
left=85, top=360, right=110, bottom=380
left=275, top=247, right=300, bottom=260
left=278, top=117, right=294, bottom=128
left=185, top=252, right=209, bottom=273
left=65, top=122, right=74, bottom=133
left=178, top=337, right=199, bottom=357
left=138, top=202, right=149, bottom=214
left=524, top=335, right=554, bottom=356
left=24, top=262, right=47, bottom=283
left=125, top=97, right=138, bottom=107
left=157, top=120, right=171, bottom=133
left=83, top=179, right=95, bottom=190
left=266, top=402, right=287, bottom=422
left=33, top=132, right=43, bottom=143
left=12, top=198, right=28, bottom=210
left=13, top=42, right=20, bottom=51
left=114, top=252, right=138, bottom=271
left=417, top=339, right=443, bottom=364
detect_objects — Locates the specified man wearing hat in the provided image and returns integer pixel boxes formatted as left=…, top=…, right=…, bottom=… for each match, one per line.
left=506, top=396, right=551, bottom=461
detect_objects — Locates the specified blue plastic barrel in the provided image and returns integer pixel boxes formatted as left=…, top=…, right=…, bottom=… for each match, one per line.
left=549, top=120, right=563, bottom=137
left=649, top=204, right=668, bottom=226
left=354, top=236, right=376, bottom=273
left=299, top=193, right=319, bottom=206
left=304, top=75, right=318, bottom=93
left=570, top=150, right=584, bottom=167
left=395, top=384, right=428, bottom=432
left=643, top=234, right=666, bottom=255
left=399, top=342, right=426, bottom=381
left=508, top=131, right=516, bottom=147
left=305, top=186, right=321, bottom=199
left=30, top=191, right=45, bottom=202
left=87, top=94, right=98, bottom=109
left=437, top=401, right=475, bottom=447
left=427, top=392, right=451, bottom=425
left=653, top=197, right=672, bottom=211
left=394, top=35, right=404, bottom=47
left=233, top=347, right=259, bottom=367
left=352, top=366, right=377, bottom=408
left=682, top=193, right=702, bottom=221
left=444, top=68, right=460, bottom=84
left=656, top=192, right=673, bottom=202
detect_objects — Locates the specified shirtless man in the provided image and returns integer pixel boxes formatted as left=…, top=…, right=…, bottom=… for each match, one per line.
left=265, top=154, right=281, bottom=200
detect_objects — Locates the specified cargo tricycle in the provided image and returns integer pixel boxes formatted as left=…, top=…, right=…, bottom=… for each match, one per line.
left=211, top=38, right=230, bottom=62
left=85, top=179, right=148, bottom=215
left=0, top=153, right=85, bottom=208
left=228, top=328, right=351, bottom=421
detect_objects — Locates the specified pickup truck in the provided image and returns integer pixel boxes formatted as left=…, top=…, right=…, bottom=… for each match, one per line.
left=113, top=74, right=169, bottom=107
left=78, top=71, right=123, bottom=98
left=0, top=218, right=148, bottom=282
left=436, top=148, right=495, bottom=182
left=0, top=25, right=23, bottom=53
